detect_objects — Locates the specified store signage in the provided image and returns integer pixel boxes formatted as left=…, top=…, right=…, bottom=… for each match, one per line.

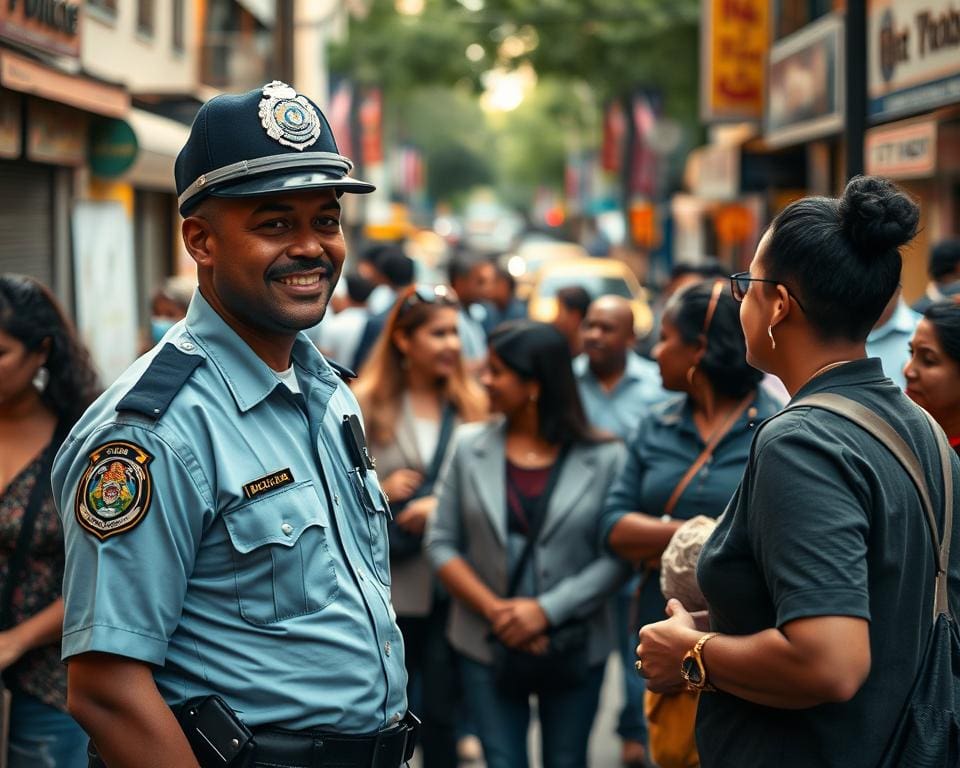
left=88, top=118, right=138, bottom=178
left=0, top=89, right=21, bottom=159
left=865, top=119, right=937, bottom=178
left=700, top=0, right=770, bottom=122
left=0, top=0, right=81, bottom=59
left=692, top=143, right=741, bottom=200
left=869, top=0, right=960, bottom=122
left=27, top=98, right=87, bottom=166
left=765, top=13, right=845, bottom=148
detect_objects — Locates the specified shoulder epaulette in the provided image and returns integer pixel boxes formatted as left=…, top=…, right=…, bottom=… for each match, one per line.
left=116, top=344, right=204, bottom=420
left=328, top=359, right=357, bottom=381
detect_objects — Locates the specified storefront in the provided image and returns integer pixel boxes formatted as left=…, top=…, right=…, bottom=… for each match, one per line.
left=867, top=0, right=960, bottom=302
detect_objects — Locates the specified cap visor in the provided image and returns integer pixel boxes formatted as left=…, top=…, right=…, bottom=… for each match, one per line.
left=210, top=170, right=375, bottom=199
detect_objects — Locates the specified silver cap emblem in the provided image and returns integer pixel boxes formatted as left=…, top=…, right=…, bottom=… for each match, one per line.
left=258, top=81, right=322, bottom=151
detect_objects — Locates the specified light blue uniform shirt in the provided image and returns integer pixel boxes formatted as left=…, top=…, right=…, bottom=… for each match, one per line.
left=573, top=351, right=666, bottom=440
left=52, top=291, right=407, bottom=732
left=866, top=300, right=920, bottom=390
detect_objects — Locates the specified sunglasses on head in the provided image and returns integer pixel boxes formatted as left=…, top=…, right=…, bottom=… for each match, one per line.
left=729, top=272, right=807, bottom=313
left=399, top=284, right=460, bottom=315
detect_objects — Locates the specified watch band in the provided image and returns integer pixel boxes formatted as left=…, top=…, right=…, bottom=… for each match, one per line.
left=683, top=632, right=719, bottom=692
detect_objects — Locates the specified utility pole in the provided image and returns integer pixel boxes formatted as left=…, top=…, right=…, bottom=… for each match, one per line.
left=845, top=0, right=867, bottom=180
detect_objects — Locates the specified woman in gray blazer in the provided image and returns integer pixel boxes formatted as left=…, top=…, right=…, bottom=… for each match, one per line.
left=354, top=285, right=487, bottom=768
left=426, top=321, right=628, bottom=768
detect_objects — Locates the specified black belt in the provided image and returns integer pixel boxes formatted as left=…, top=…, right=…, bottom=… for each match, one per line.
left=252, top=714, right=419, bottom=768
left=87, top=712, right=419, bottom=768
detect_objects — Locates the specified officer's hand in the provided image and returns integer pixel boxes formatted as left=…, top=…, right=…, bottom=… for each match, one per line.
left=381, top=469, right=424, bottom=503
left=395, top=496, right=435, bottom=535
left=492, top=598, right=550, bottom=648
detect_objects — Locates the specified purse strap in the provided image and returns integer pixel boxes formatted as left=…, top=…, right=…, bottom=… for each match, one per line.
left=788, top=393, right=954, bottom=623
left=0, top=429, right=62, bottom=631
left=417, top=404, right=456, bottom=497
left=504, top=444, right=571, bottom=598
left=662, top=394, right=754, bottom=518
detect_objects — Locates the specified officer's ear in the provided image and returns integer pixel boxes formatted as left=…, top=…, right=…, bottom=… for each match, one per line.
left=182, top=213, right=217, bottom=268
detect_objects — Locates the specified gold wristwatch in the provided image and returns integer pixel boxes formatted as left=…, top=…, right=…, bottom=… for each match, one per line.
left=680, top=632, right=719, bottom=692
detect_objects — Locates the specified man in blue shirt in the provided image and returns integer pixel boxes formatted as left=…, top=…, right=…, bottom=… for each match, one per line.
left=573, top=295, right=664, bottom=767
left=866, top=288, right=920, bottom=389
left=52, top=82, right=414, bottom=768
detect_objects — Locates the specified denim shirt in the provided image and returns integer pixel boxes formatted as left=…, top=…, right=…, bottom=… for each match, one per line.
left=53, top=291, right=407, bottom=733
left=573, top=351, right=666, bottom=441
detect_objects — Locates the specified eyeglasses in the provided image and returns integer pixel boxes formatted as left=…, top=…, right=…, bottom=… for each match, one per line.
left=729, top=272, right=806, bottom=313
left=398, top=284, right=460, bottom=315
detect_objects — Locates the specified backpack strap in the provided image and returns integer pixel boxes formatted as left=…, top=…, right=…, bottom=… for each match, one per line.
left=788, top=393, right=954, bottom=623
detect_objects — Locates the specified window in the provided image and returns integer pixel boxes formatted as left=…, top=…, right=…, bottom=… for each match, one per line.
left=137, top=0, right=155, bottom=37
left=172, top=0, right=185, bottom=51
left=87, top=0, right=117, bottom=16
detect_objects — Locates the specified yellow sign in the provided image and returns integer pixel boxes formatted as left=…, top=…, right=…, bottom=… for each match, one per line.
left=701, top=0, right=769, bottom=122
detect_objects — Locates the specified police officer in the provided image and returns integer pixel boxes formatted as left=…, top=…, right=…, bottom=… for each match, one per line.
left=52, top=82, right=413, bottom=768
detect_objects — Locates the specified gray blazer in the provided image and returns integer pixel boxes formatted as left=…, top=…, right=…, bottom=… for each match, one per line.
left=425, top=419, right=629, bottom=666
left=370, top=399, right=457, bottom=617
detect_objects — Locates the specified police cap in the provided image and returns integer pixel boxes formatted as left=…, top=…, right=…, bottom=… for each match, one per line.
left=175, top=81, right=374, bottom=215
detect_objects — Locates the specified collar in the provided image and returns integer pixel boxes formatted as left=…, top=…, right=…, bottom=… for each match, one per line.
left=185, top=289, right=338, bottom=413
left=652, top=387, right=781, bottom=430
left=790, top=358, right=887, bottom=403
left=573, top=350, right=655, bottom=385
left=867, top=301, right=920, bottom=342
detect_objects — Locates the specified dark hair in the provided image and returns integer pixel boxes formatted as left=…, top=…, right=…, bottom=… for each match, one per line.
left=666, top=280, right=763, bottom=399
left=344, top=272, right=375, bottom=303
left=556, top=286, right=591, bottom=317
left=923, top=301, right=960, bottom=365
left=377, top=247, right=414, bottom=288
left=764, top=175, right=919, bottom=342
left=929, top=239, right=960, bottom=281
left=447, top=252, right=488, bottom=286
left=670, top=258, right=727, bottom=281
left=488, top=320, right=604, bottom=446
left=0, top=275, right=100, bottom=427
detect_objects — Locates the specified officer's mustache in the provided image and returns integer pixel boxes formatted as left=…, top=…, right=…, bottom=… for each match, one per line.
left=267, top=258, right=335, bottom=280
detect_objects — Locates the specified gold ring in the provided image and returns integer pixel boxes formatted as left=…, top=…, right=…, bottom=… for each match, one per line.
left=634, top=658, right=643, bottom=673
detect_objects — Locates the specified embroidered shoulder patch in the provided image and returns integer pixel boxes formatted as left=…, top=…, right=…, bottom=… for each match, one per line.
left=75, top=441, right=153, bottom=540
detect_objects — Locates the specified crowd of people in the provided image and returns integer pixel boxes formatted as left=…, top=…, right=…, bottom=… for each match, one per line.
left=0, top=82, right=960, bottom=768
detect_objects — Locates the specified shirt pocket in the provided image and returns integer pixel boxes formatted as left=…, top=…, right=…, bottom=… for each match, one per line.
left=223, top=481, right=339, bottom=626
left=347, top=469, right=392, bottom=587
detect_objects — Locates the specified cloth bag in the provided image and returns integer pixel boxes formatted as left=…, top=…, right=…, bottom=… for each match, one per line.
left=787, top=395, right=959, bottom=768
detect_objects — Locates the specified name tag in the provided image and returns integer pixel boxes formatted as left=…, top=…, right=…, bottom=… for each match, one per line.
left=243, top=468, right=295, bottom=500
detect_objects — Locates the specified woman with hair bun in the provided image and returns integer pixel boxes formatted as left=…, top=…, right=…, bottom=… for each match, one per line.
left=905, top=301, right=960, bottom=455
left=634, top=177, right=960, bottom=767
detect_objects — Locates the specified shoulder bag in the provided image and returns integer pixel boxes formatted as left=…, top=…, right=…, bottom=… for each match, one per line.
left=388, top=404, right=456, bottom=562
left=488, top=445, right=589, bottom=697
left=787, top=393, right=958, bottom=768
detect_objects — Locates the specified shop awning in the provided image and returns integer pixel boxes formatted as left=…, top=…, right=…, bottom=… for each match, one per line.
left=0, top=50, right=128, bottom=118
left=123, top=109, right=190, bottom=191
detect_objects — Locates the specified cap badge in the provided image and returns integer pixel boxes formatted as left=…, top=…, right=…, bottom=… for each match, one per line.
left=258, top=81, right=322, bottom=151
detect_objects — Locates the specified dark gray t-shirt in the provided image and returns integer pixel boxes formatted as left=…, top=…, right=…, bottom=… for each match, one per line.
left=696, top=358, right=960, bottom=768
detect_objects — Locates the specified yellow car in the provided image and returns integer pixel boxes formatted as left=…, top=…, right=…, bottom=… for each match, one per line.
left=527, top=257, right=654, bottom=339
left=504, top=240, right=589, bottom=301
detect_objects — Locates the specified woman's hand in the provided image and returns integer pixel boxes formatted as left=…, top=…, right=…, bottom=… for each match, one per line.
left=490, top=598, right=550, bottom=648
left=381, top=469, right=424, bottom=503
left=0, top=629, right=27, bottom=671
left=395, top=496, right=435, bottom=536
left=636, top=598, right=701, bottom=694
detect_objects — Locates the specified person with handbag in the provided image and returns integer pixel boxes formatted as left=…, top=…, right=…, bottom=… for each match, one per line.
left=353, top=283, right=487, bottom=768
left=600, top=279, right=779, bottom=768
left=636, top=176, right=960, bottom=768
left=0, top=275, right=100, bottom=768
left=426, top=320, right=627, bottom=768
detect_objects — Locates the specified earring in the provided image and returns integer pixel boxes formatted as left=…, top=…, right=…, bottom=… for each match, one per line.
left=686, top=366, right=697, bottom=387
left=767, top=326, right=776, bottom=350
left=32, top=366, right=50, bottom=393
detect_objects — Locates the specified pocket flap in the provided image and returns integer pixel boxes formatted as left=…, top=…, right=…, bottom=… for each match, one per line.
left=224, top=482, right=328, bottom=553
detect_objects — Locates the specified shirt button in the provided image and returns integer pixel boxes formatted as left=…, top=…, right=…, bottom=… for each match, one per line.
left=334, top=494, right=340, bottom=506
left=384, top=641, right=391, bottom=656
left=357, top=567, right=365, bottom=580
left=178, top=339, right=195, bottom=352
left=281, top=522, right=294, bottom=536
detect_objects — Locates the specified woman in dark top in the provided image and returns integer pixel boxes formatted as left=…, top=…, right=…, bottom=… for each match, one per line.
left=427, top=321, right=626, bottom=768
left=634, top=177, right=960, bottom=768
left=0, top=275, right=100, bottom=767
left=904, top=301, right=960, bottom=454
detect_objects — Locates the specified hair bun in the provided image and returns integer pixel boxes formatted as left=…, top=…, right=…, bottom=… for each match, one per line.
left=839, top=175, right=919, bottom=255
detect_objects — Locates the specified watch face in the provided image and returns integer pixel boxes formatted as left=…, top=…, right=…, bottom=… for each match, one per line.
left=681, top=656, right=704, bottom=684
